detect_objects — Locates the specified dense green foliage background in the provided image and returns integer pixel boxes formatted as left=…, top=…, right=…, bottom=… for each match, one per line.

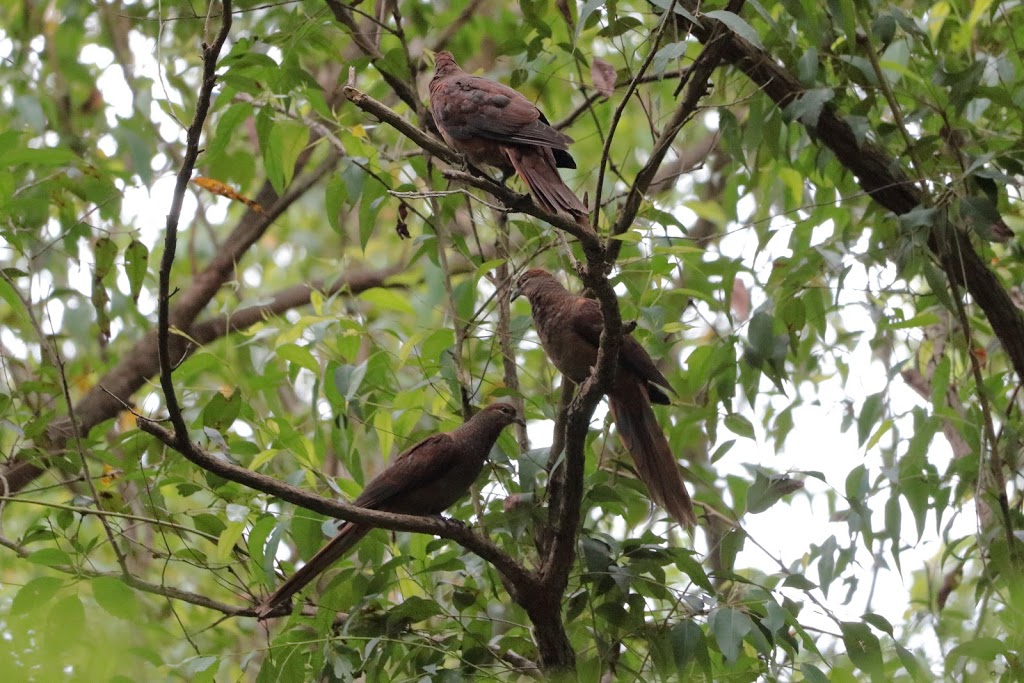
left=1, top=0, right=1023, bottom=679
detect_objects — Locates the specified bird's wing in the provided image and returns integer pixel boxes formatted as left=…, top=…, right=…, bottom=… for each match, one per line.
left=568, top=296, right=605, bottom=350
left=434, top=76, right=571, bottom=150
left=571, top=297, right=674, bottom=395
left=352, top=432, right=456, bottom=510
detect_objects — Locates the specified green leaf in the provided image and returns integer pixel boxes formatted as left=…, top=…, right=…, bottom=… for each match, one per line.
left=247, top=514, right=278, bottom=585
left=817, top=535, right=837, bottom=597
left=747, top=471, right=803, bottom=513
left=201, top=389, right=243, bottom=432
left=334, top=361, right=368, bottom=401
left=703, top=10, right=764, bottom=48
left=801, top=663, right=830, bottom=683
left=28, top=547, right=73, bottom=566
left=4, top=146, right=77, bottom=166
left=709, top=607, right=754, bottom=664
left=945, top=637, right=1009, bottom=665
left=896, top=642, right=927, bottom=681
left=861, top=612, right=893, bottom=636
left=386, top=595, right=443, bottom=628
left=277, top=343, right=320, bottom=373
left=724, top=413, right=755, bottom=439
left=651, top=41, right=689, bottom=75
left=857, top=392, right=884, bottom=447
left=675, top=552, right=715, bottom=593
left=840, top=621, right=883, bottom=677
left=325, top=173, right=348, bottom=234
left=123, top=239, right=148, bottom=303
left=93, top=237, right=118, bottom=282
left=782, top=573, right=817, bottom=590
left=670, top=621, right=711, bottom=676
left=216, top=520, right=247, bottom=562
left=648, top=0, right=700, bottom=24
left=91, top=576, right=140, bottom=619
left=11, top=576, right=64, bottom=615
left=576, top=0, right=606, bottom=41
left=266, top=120, right=308, bottom=193
left=46, top=595, right=86, bottom=649
left=359, top=287, right=415, bottom=315
left=783, top=88, right=834, bottom=126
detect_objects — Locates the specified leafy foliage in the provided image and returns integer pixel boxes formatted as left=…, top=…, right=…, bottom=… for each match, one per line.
left=1, top=0, right=1023, bottom=680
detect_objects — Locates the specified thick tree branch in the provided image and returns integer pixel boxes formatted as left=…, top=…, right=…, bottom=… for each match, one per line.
left=674, top=0, right=1024, bottom=380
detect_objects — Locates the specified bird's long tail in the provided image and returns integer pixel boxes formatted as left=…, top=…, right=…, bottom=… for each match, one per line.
left=504, top=146, right=589, bottom=220
left=608, top=379, right=697, bottom=527
left=255, top=522, right=371, bottom=618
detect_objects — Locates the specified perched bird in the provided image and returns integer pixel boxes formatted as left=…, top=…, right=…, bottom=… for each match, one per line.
left=512, top=268, right=696, bottom=527
left=255, top=403, right=524, bottom=618
left=428, top=51, right=588, bottom=219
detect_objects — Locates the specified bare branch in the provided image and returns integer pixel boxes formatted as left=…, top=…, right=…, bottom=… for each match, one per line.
left=156, top=0, right=233, bottom=444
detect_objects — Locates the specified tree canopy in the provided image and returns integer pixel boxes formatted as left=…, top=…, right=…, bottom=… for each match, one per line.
left=1, top=0, right=1023, bottom=680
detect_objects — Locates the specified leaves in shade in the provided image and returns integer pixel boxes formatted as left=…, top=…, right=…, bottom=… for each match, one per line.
left=709, top=607, right=754, bottom=664
left=201, top=388, right=243, bottom=432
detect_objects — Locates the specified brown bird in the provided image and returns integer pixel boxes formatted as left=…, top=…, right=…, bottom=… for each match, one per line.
left=512, top=268, right=696, bottom=527
left=255, top=403, right=523, bottom=618
left=429, top=51, right=589, bottom=219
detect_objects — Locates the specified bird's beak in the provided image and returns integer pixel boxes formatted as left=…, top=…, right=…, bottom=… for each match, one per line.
left=510, top=283, right=522, bottom=301
left=514, top=416, right=526, bottom=428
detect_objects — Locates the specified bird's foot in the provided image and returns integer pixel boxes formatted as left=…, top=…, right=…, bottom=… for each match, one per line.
left=465, top=162, right=492, bottom=180
left=436, top=515, right=470, bottom=532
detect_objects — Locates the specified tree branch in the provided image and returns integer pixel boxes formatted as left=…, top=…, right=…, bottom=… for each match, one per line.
left=341, top=84, right=603, bottom=258
left=156, top=1, right=233, bottom=447
left=673, top=0, right=1024, bottom=380
left=135, top=419, right=541, bottom=606
left=605, top=0, right=743, bottom=263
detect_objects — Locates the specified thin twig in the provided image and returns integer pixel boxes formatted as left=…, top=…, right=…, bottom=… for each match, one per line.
left=156, top=0, right=233, bottom=443
left=592, top=1, right=680, bottom=231
left=0, top=270, right=131, bottom=575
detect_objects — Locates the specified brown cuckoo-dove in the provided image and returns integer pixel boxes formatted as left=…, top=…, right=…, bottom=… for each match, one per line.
left=513, top=268, right=696, bottom=527
left=429, top=51, right=588, bottom=219
left=255, top=402, right=523, bottom=618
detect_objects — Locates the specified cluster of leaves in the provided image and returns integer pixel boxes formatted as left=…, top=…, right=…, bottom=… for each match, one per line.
left=2, top=0, right=1023, bottom=680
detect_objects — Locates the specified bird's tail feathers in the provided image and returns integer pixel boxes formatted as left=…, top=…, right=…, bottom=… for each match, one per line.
left=504, top=146, right=588, bottom=218
left=255, top=522, right=370, bottom=618
left=609, top=381, right=697, bottom=528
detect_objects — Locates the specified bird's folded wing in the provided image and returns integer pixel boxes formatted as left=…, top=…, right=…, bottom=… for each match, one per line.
left=352, top=432, right=456, bottom=509
left=570, top=297, right=674, bottom=395
left=438, top=78, right=572, bottom=150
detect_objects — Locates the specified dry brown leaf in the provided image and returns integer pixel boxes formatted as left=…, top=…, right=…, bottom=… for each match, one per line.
left=590, top=57, right=616, bottom=99
left=730, top=278, right=750, bottom=322
left=193, top=176, right=264, bottom=213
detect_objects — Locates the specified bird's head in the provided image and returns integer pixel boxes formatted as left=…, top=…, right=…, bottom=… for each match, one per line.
left=510, top=267, right=557, bottom=302
left=479, top=402, right=525, bottom=429
left=431, top=50, right=461, bottom=80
